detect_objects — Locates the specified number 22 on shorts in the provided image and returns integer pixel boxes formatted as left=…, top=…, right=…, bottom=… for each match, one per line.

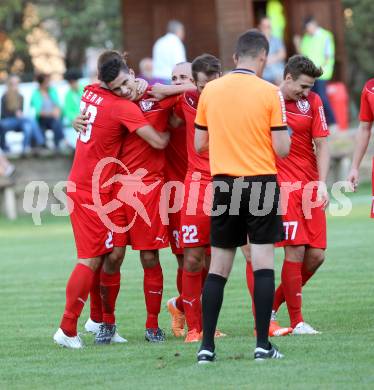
left=182, top=225, right=199, bottom=244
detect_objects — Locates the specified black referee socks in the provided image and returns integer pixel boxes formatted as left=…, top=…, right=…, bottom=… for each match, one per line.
left=200, top=273, right=227, bottom=352
left=254, top=269, right=275, bottom=350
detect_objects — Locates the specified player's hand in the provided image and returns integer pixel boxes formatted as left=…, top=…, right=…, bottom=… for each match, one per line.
left=148, top=83, right=168, bottom=101
left=73, top=114, right=88, bottom=134
left=160, top=131, right=170, bottom=145
left=347, top=168, right=359, bottom=192
left=135, top=78, right=148, bottom=95
left=317, top=182, right=329, bottom=210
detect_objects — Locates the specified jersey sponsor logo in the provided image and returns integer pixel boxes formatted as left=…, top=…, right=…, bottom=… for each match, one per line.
left=139, top=100, right=155, bottom=112
left=296, top=99, right=310, bottom=114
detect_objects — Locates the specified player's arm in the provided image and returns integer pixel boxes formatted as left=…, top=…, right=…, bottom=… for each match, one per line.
left=149, top=83, right=195, bottom=100
left=195, top=127, right=209, bottom=153
left=347, top=121, right=372, bottom=190
left=135, top=126, right=170, bottom=149
left=314, top=136, right=330, bottom=208
left=270, top=89, right=290, bottom=158
left=271, top=130, right=290, bottom=158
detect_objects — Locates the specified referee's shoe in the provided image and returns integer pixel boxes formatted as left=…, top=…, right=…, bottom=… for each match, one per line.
left=254, top=343, right=284, bottom=361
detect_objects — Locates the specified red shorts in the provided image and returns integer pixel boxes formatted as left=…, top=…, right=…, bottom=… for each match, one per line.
left=180, top=171, right=212, bottom=248
left=68, top=189, right=114, bottom=259
left=276, top=187, right=327, bottom=249
left=111, top=180, right=169, bottom=250
left=165, top=169, right=186, bottom=256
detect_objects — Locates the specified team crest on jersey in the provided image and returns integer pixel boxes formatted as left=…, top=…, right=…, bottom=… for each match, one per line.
left=139, top=100, right=155, bottom=112
left=296, top=99, right=310, bottom=114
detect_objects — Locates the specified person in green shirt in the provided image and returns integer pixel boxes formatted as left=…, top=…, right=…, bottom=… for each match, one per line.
left=294, top=16, right=336, bottom=126
left=31, top=74, right=65, bottom=150
left=63, top=70, right=85, bottom=148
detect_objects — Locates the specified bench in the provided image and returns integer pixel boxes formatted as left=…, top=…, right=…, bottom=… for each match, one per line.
left=0, top=176, right=17, bottom=220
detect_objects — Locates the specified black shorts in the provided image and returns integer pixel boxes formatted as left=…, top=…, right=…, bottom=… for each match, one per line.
left=211, top=175, right=284, bottom=248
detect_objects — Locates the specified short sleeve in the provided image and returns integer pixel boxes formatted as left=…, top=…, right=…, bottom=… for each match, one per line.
left=359, top=84, right=374, bottom=122
left=311, top=94, right=330, bottom=138
left=114, top=101, right=150, bottom=133
left=194, top=88, right=208, bottom=131
left=270, top=89, right=288, bottom=131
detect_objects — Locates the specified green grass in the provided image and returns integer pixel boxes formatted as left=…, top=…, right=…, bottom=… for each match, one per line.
left=0, top=187, right=373, bottom=389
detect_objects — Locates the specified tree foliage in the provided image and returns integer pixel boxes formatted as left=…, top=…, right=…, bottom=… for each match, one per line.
left=342, top=0, right=374, bottom=105
left=0, top=0, right=122, bottom=80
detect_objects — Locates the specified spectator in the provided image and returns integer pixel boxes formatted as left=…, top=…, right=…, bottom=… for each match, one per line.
left=31, top=74, right=64, bottom=150
left=258, top=16, right=286, bottom=85
left=294, top=16, right=336, bottom=126
left=152, top=20, right=186, bottom=83
left=138, top=58, right=164, bottom=86
left=0, top=75, right=45, bottom=154
left=63, top=70, right=84, bottom=148
left=0, top=148, right=15, bottom=177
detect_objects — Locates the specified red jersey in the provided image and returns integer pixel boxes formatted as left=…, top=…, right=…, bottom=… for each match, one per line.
left=165, top=121, right=188, bottom=182
left=276, top=92, right=329, bottom=185
left=359, top=78, right=374, bottom=122
left=119, top=89, right=178, bottom=181
left=69, top=84, right=149, bottom=193
left=175, top=90, right=210, bottom=175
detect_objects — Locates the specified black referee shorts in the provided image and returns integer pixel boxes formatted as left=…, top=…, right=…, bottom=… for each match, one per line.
left=211, top=174, right=284, bottom=248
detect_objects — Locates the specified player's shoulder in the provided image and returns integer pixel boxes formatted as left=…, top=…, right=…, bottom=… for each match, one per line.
left=363, top=78, right=374, bottom=94
left=183, top=89, right=200, bottom=110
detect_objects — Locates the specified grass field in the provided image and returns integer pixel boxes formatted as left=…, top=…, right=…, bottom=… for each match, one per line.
left=0, top=186, right=373, bottom=389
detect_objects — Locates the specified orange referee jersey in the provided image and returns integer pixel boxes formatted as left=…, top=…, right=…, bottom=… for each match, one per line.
left=195, top=68, right=287, bottom=177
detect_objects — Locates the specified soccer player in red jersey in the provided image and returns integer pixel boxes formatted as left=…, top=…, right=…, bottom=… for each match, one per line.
left=75, top=60, right=193, bottom=343
left=245, top=55, right=330, bottom=335
left=348, top=78, right=374, bottom=217
left=54, top=52, right=169, bottom=349
left=109, top=84, right=179, bottom=342
left=164, top=54, right=224, bottom=343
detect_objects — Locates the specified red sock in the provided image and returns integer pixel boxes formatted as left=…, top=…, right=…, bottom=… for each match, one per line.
left=273, top=284, right=285, bottom=313
left=90, top=265, right=103, bottom=323
left=100, top=271, right=121, bottom=324
left=175, top=267, right=184, bottom=312
left=301, top=265, right=315, bottom=285
left=176, top=267, right=183, bottom=294
left=245, top=261, right=256, bottom=319
left=60, top=263, right=94, bottom=336
left=282, top=260, right=303, bottom=328
left=273, top=265, right=315, bottom=313
left=143, top=263, right=163, bottom=329
left=182, top=270, right=202, bottom=332
left=201, top=267, right=208, bottom=289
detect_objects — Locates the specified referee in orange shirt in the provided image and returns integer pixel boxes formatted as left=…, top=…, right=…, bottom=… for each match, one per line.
left=194, top=30, right=291, bottom=363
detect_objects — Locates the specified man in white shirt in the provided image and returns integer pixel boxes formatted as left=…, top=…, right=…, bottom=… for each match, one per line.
left=152, top=20, right=186, bottom=83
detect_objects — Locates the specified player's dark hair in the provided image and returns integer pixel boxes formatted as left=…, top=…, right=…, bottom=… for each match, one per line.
left=97, top=50, right=129, bottom=83
left=284, top=55, right=323, bottom=80
left=235, top=29, right=269, bottom=59
left=36, top=73, right=49, bottom=85
left=191, top=54, right=221, bottom=82
left=303, top=15, right=316, bottom=28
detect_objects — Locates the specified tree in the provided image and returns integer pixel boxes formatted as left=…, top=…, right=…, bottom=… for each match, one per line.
left=38, top=0, right=122, bottom=70
left=342, top=0, right=374, bottom=106
left=0, top=0, right=122, bottom=80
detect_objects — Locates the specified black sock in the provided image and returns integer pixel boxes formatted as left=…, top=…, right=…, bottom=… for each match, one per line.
left=200, top=273, right=227, bottom=352
left=254, top=269, right=275, bottom=350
